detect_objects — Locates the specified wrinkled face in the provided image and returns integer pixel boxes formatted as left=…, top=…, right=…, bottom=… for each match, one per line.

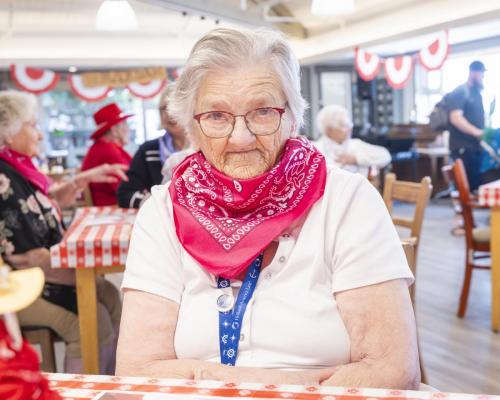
left=8, top=117, right=43, bottom=157
left=110, top=121, right=130, bottom=145
left=160, top=104, right=185, bottom=139
left=192, top=65, right=291, bottom=179
left=325, top=115, right=352, bottom=144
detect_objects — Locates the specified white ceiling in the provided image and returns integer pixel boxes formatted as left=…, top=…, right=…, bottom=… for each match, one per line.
left=1, top=0, right=500, bottom=68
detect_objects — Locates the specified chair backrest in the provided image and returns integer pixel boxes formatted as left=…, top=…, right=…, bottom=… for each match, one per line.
left=401, top=237, right=417, bottom=304
left=383, top=173, right=433, bottom=250
left=400, top=236, right=428, bottom=384
left=74, top=185, right=94, bottom=208
left=451, top=159, right=475, bottom=248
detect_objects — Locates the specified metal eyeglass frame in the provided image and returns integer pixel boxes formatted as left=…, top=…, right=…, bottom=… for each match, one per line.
left=193, top=106, right=286, bottom=138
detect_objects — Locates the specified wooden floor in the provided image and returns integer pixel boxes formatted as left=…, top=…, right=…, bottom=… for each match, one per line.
left=396, top=199, right=500, bottom=394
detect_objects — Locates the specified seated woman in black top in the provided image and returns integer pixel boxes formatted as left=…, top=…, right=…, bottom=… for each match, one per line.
left=0, top=90, right=127, bottom=374
left=117, top=84, right=188, bottom=208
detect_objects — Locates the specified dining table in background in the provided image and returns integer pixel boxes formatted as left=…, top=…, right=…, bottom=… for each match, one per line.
left=46, top=373, right=500, bottom=400
left=478, top=179, right=500, bottom=332
left=50, top=206, right=137, bottom=374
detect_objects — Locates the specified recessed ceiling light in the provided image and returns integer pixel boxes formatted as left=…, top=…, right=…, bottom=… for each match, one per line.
left=311, top=0, right=355, bottom=16
left=68, top=66, right=78, bottom=73
left=96, top=0, right=138, bottom=31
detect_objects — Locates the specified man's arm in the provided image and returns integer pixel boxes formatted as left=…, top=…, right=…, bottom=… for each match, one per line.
left=117, top=145, right=152, bottom=208
left=449, top=109, right=483, bottom=138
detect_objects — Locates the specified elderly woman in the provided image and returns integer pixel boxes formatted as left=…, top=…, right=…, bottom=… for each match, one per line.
left=81, top=103, right=133, bottom=206
left=0, top=90, right=125, bottom=374
left=315, top=104, right=391, bottom=176
left=117, top=28, right=419, bottom=389
left=117, top=84, right=188, bottom=208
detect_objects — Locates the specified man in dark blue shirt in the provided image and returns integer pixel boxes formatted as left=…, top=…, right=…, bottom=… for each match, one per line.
left=117, top=84, right=187, bottom=208
left=447, top=60, right=486, bottom=191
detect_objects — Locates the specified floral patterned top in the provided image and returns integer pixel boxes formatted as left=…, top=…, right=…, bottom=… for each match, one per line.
left=0, top=160, right=79, bottom=313
left=0, top=160, right=63, bottom=258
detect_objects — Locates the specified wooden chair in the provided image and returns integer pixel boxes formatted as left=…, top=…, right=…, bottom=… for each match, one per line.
left=451, top=159, right=491, bottom=317
left=0, top=255, right=58, bottom=372
left=62, top=184, right=94, bottom=222
left=383, top=173, right=433, bottom=260
left=441, top=165, right=465, bottom=235
left=74, top=185, right=94, bottom=208
left=21, top=327, right=57, bottom=372
left=402, top=237, right=427, bottom=384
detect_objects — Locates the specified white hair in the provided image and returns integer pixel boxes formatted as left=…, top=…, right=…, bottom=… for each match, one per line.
left=0, top=91, right=38, bottom=146
left=316, top=105, right=351, bottom=136
left=159, top=82, right=176, bottom=108
left=169, top=27, right=306, bottom=135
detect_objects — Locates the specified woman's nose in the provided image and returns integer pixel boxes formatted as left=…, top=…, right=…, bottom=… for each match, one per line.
left=228, top=116, right=255, bottom=146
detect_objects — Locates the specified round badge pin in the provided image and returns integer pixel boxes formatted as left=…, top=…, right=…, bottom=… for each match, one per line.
left=216, top=292, right=234, bottom=312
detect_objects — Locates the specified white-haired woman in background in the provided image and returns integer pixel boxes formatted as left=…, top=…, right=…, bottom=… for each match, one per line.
left=117, top=28, right=419, bottom=389
left=315, top=104, right=391, bottom=176
left=0, top=90, right=126, bottom=373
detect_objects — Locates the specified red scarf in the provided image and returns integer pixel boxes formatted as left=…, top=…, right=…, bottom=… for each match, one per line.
left=0, top=148, right=51, bottom=195
left=169, top=137, right=327, bottom=279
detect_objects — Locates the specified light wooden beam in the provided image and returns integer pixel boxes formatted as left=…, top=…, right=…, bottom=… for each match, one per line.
left=269, top=3, right=308, bottom=39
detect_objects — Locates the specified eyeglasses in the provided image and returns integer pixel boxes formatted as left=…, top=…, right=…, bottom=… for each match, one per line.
left=193, top=106, right=286, bottom=138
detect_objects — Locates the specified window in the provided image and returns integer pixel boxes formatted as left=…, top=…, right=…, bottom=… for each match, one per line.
left=38, top=87, right=163, bottom=167
left=414, top=50, right=500, bottom=127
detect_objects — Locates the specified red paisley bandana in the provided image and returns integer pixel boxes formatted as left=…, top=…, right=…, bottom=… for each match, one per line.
left=169, top=136, right=327, bottom=279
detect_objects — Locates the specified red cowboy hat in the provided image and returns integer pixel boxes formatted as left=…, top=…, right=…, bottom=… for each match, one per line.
left=90, top=103, right=133, bottom=140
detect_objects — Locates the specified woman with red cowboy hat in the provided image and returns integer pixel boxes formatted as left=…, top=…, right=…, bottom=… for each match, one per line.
left=81, top=103, right=133, bottom=206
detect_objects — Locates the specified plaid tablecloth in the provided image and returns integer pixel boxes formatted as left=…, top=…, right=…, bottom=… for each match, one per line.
left=50, top=207, right=137, bottom=269
left=479, top=179, right=500, bottom=207
left=46, top=373, right=499, bottom=400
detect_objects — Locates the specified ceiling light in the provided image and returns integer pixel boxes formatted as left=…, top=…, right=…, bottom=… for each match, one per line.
left=96, top=0, right=138, bottom=31
left=68, top=66, right=78, bottom=73
left=311, top=0, right=355, bottom=15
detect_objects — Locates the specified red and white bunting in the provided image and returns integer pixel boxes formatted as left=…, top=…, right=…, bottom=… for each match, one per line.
left=418, top=31, right=449, bottom=71
left=384, top=56, right=413, bottom=89
left=127, top=79, right=167, bottom=99
left=68, top=74, right=111, bottom=102
left=10, top=65, right=60, bottom=94
left=355, top=48, right=381, bottom=81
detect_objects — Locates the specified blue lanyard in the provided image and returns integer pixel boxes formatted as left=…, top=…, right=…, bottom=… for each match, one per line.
left=217, top=255, right=263, bottom=366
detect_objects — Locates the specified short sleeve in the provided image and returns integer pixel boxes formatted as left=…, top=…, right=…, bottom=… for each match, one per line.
left=329, top=175, right=414, bottom=294
left=121, top=184, right=184, bottom=302
left=446, top=86, right=467, bottom=112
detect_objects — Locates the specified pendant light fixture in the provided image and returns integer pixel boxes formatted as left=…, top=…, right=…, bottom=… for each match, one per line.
left=95, top=0, right=138, bottom=31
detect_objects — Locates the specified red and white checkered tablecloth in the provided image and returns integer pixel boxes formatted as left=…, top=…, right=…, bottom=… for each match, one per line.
left=479, top=179, right=500, bottom=208
left=50, top=207, right=137, bottom=269
left=45, top=373, right=499, bottom=400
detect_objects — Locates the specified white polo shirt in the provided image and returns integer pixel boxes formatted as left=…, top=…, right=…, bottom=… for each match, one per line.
left=122, top=167, right=413, bottom=370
